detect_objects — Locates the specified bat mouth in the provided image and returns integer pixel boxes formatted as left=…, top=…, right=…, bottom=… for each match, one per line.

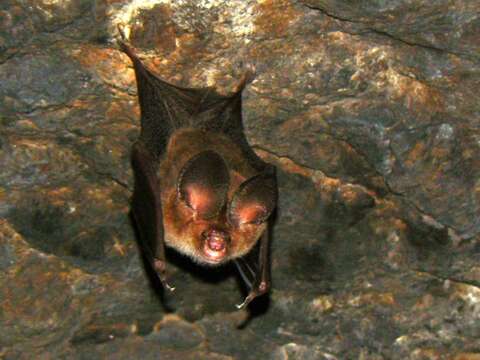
left=202, top=229, right=228, bottom=263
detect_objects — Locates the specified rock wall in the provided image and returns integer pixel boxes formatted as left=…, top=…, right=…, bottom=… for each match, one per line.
left=1, top=0, right=479, bottom=358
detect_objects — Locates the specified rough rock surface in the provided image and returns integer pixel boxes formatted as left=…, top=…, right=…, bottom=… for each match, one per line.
left=1, top=0, right=479, bottom=358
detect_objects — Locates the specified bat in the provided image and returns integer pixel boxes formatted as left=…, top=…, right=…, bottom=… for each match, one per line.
left=118, top=34, right=277, bottom=309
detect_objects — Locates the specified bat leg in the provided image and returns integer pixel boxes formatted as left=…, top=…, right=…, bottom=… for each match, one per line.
left=235, top=229, right=270, bottom=309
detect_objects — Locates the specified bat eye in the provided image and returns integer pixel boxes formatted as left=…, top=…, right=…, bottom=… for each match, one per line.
left=228, top=169, right=277, bottom=226
left=178, top=151, right=230, bottom=219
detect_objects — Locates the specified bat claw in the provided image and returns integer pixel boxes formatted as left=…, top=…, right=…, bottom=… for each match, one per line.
left=117, top=24, right=127, bottom=40
left=235, top=297, right=250, bottom=309
left=158, top=274, right=176, bottom=293
left=235, top=69, right=256, bottom=93
left=235, top=280, right=269, bottom=309
left=236, top=290, right=261, bottom=309
left=164, top=282, right=176, bottom=292
left=154, top=258, right=175, bottom=292
left=235, top=293, right=255, bottom=309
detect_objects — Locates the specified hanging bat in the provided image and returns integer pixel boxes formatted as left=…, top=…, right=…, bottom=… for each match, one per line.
left=118, top=35, right=277, bottom=309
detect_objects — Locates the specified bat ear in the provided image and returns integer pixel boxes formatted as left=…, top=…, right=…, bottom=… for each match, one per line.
left=229, top=169, right=277, bottom=226
left=178, top=151, right=230, bottom=219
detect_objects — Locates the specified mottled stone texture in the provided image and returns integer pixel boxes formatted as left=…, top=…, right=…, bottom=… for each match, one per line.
left=1, top=0, right=479, bottom=359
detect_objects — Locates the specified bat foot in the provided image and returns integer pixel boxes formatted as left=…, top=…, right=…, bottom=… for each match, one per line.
left=117, top=24, right=127, bottom=41
left=235, top=280, right=269, bottom=309
left=154, top=259, right=176, bottom=292
left=235, top=69, right=256, bottom=93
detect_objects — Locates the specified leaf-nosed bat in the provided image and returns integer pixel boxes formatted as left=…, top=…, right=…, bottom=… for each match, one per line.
left=118, top=35, right=277, bottom=309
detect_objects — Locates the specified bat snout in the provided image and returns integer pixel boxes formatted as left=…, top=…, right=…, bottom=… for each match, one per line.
left=201, top=229, right=229, bottom=263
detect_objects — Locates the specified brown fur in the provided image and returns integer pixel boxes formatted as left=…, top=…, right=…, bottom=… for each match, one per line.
left=159, top=128, right=266, bottom=265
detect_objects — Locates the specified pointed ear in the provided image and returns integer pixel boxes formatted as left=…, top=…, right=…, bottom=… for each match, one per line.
left=178, top=151, right=230, bottom=219
left=229, top=168, right=277, bottom=226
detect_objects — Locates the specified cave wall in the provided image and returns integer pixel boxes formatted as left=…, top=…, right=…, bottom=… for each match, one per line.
left=1, top=0, right=479, bottom=358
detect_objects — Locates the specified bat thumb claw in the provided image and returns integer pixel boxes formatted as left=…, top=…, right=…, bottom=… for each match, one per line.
left=235, top=293, right=255, bottom=309
left=164, top=282, right=176, bottom=292
left=235, top=300, right=247, bottom=310
left=153, top=259, right=175, bottom=292
left=159, top=276, right=175, bottom=292
left=235, top=280, right=270, bottom=309
left=157, top=273, right=175, bottom=292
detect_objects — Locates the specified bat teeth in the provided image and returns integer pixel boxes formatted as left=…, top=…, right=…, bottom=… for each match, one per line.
left=208, top=236, right=226, bottom=251
left=202, top=229, right=229, bottom=262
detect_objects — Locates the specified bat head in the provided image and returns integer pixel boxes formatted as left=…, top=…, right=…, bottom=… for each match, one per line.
left=165, top=150, right=276, bottom=266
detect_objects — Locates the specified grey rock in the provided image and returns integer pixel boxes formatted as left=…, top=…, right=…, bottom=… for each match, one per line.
left=1, top=0, right=479, bottom=358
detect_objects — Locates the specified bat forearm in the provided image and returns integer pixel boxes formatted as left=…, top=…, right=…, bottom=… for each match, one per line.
left=236, top=229, right=271, bottom=309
